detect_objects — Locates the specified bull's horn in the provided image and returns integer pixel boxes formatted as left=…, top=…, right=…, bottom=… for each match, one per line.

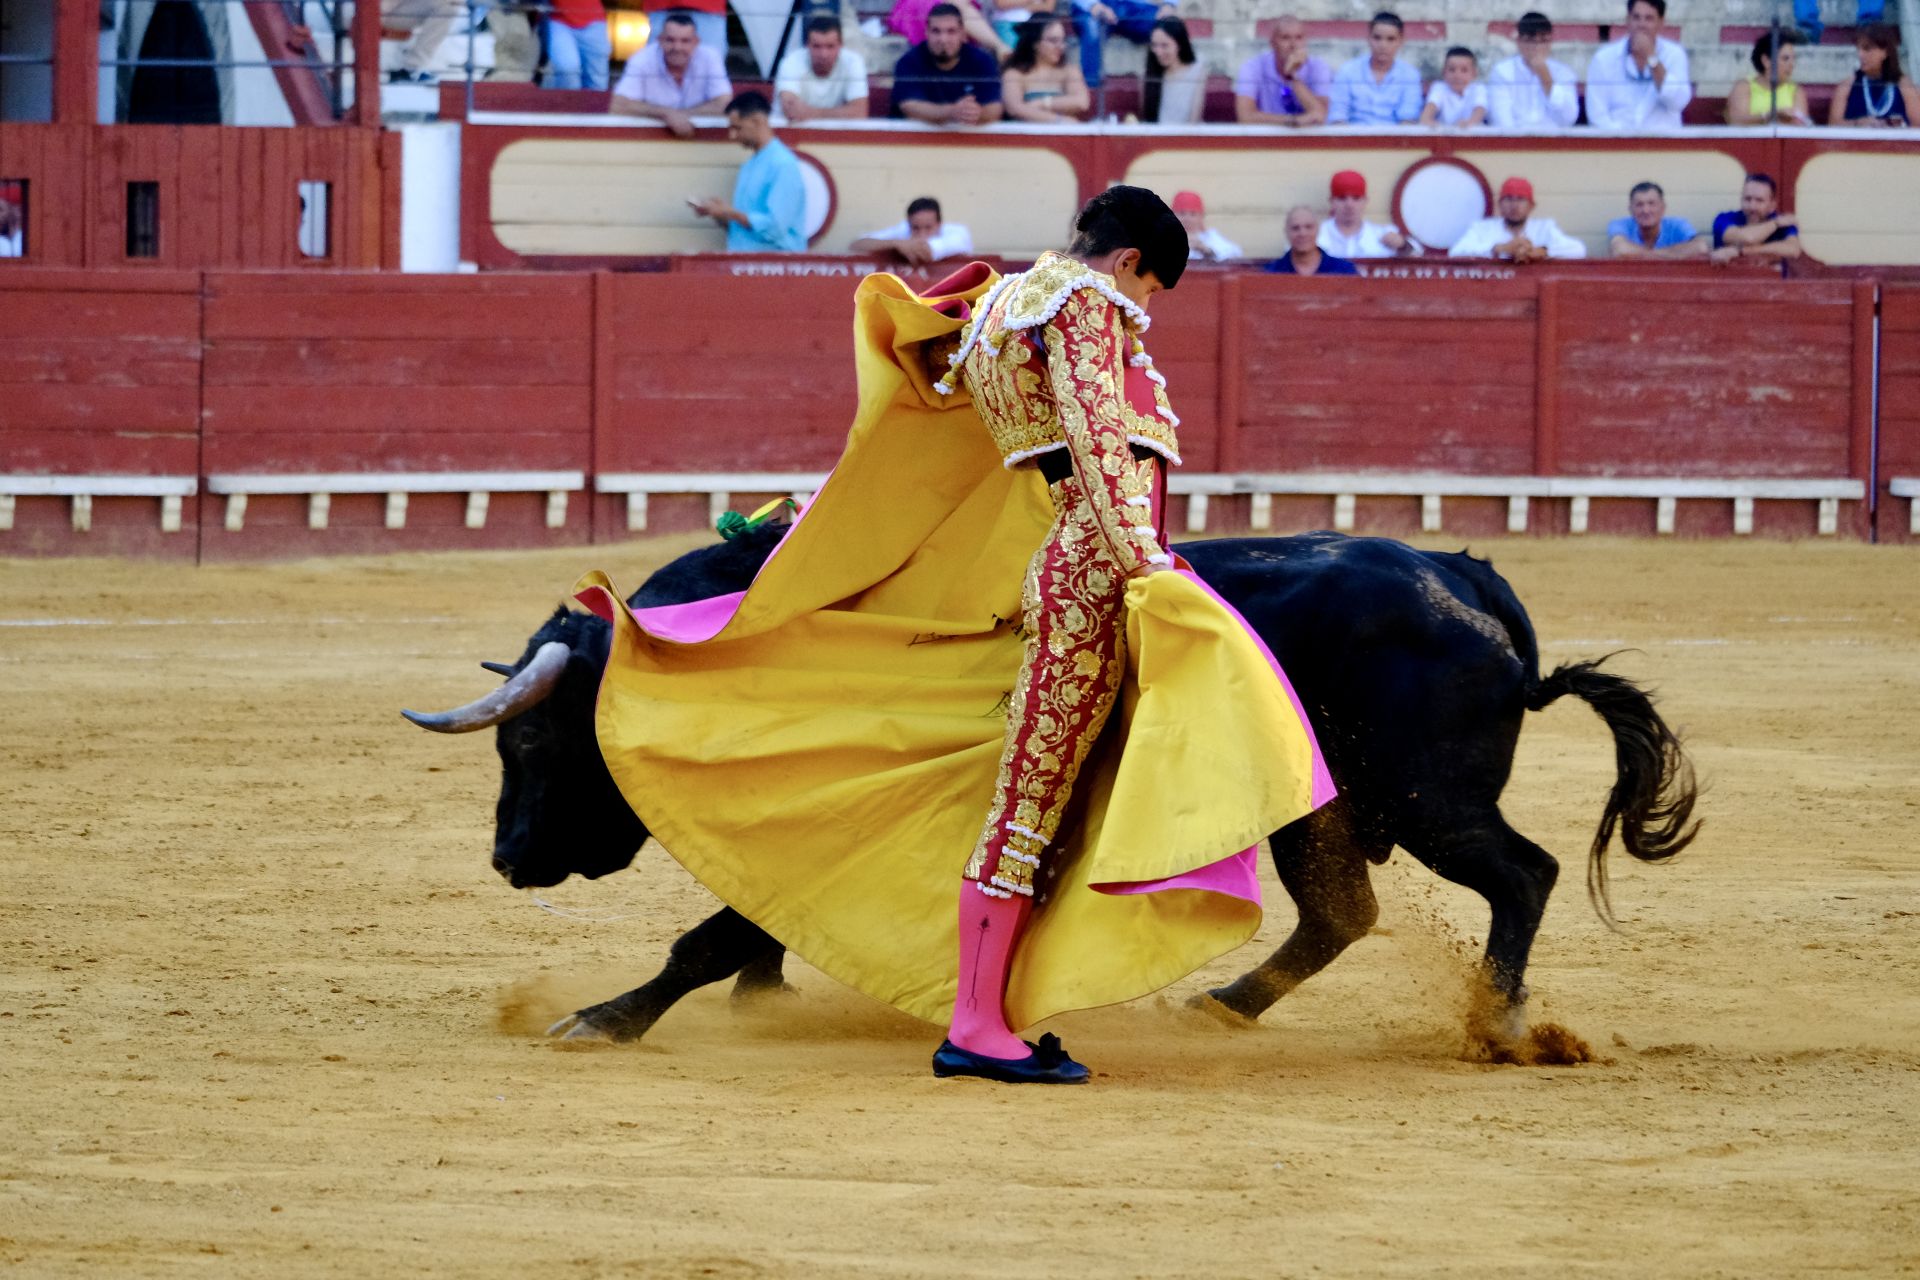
left=402, top=641, right=571, bottom=734
left=480, top=661, right=516, bottom=678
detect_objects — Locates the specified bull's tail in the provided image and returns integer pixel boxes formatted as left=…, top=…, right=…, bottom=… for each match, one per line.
left=1526, top=657, right=1701, bottom=926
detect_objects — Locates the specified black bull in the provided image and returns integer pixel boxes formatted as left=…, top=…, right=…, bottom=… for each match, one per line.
left=404, top=527, right=1698, bottom=1051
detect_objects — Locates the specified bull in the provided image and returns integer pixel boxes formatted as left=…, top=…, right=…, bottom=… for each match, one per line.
left=404, top=527, right=1698, bottom=1055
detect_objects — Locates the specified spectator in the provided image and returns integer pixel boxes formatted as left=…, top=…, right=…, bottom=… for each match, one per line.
left=890, top=0, right=1011, bottom=60
left=1607, top=181, right=1705, bottom=258
left=1328, top=11, right=1422, bottom=125
left=1235, top=14, right=1332, bottom=126
left=1002, top=17, right=1091, bottom=122
left=775, top=15, right=870, bottom=122
left=1144, top=17, right=1207, bottom=125
left=1172, top=190, right=1242, bottom=260
left=1729, top=31, right=1811, bottom=125
left=1486, top=11, right=1578, bottom=129
left=850, top=196, right=975, bottom=263
left=1317, top=170, right=1413, bottom=258
left=545, top=0, right=611, bottom=90
left=1710, top=173, right=1803, bottom=266
left=1797, top=0, right=1884, bottom=47
left=1450, top=177, right=1586, bottom=260
left=1420, top=46, right=1489, bottom=126
left=1829, top=24, right=1919, bottom=127
left=381, top=0, right=457, bottom=84
left=644, top=0, right=727, bottom=59
left=1585, top=0, right=1691, bottom=131
left=892, top=4, right=1006, bottom=124
left=611, top=13, right=732, bottom=134
left=1067, top=0, right=1170, bottom=91
left=0, top=185, right=22, bottom=257
left=485, top=4, right=540, bottom=83
left=1268, top=205, right=1359, bottom=275
left=690, top=92, right=807, bottom=253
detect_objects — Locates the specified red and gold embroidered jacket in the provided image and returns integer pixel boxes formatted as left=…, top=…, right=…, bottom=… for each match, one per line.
left=949, top=252, right=1182, bottom=578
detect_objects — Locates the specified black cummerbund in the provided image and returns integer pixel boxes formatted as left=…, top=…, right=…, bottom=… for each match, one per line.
left=1036, top=443, right=1161, bottom=486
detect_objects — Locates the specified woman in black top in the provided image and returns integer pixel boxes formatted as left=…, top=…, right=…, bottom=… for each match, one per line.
left=1829, top=23, right=1920, bottom=126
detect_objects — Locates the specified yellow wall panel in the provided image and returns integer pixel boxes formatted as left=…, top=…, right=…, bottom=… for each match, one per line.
left=1796, top=152, right=1920, bottom=265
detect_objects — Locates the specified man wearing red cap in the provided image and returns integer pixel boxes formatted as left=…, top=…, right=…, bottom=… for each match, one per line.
left=1449, top=177, right=1587, bottom=261
left=1317, top=170, right=1414, bottom=259
left=1172, top=191, right=1244, bottom=261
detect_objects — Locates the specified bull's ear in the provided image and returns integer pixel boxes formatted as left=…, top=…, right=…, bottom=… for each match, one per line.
left=481, top=661, right=516, bottom=678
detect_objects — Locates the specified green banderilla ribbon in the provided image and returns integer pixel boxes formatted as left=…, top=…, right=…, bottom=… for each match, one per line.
left=715, top=496, right=799, bottom=540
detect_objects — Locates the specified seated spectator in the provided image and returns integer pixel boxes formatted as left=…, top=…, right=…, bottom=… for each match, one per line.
left=689, top=92, right=807, bottom=253
left=1002, top=17, right=1091, bottom=122
left=1235, top=15, right=1332, bottom=126
left=1585, top=0, right=1691, bottom=131
left=1067, top=0, right=1170, bottom=91
left=1828, top=23, right=1920, bottom=127
left=1172, top=190, right=1243, bottom=260
left=1709, top=173, right=1803, bottom=266
left=1796, top=0, right=1883, bottom=47
left=610, top=13, right=732, bottom=136
left=890, top=0, right=1011, bottom=60
left=544, top=0, right=611, bottom=90
left=643, top=0, right=726, bottom=59
left=1486, top=11, right=1578, bottom=129
left=0, top=184, right=22, bottom=257
left=1269, top=205, right=1359, bottom=275
left=892, top=4, right=1007, bottom=124
left=775, top=15, right=870, bottom=122
left=1607, top=181, right=1705, bottom=258
left=1318, top=170, right=1414, bottom=258
left=850, top=196, right=976, bottom=263
left=1420, top=47, right=1488, bottom=126
left=1145, top=17, right=1207, bottom=125
left=1729, top=32, right=1811, bottom=126
left=1328, top=11, right=1422, bottom=125
left=382, top=0, right=458, bottom=86
left=1450, top=177, right=1586, bottom=260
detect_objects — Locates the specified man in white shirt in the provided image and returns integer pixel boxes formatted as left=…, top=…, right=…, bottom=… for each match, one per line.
left=1172, top=190, right=1244, bottom=261
left=849, top=197, right=974, bottom=264
left=1449, top=176, right=1587, bottom=260
left=773, top=15, right=870, bottom=122
left=1316, top=170, right=1413, bottom=258
left=1486, top=11, right=1579, bottom=129
left=1584, top=0, right=1692, bottom=130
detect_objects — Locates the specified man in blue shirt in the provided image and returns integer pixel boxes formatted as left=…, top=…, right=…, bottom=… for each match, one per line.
left=1606, top=181, right=1705, bottom=260
left=1328, top=11, right=1422, bottom=124
left=890, top=3, right=1005, bottom=124
left=1710, top=173, right=1803, bottom=267
left=691, top=92, right=809, bottom=253
left=1267, top=204, right=1361, bottom=275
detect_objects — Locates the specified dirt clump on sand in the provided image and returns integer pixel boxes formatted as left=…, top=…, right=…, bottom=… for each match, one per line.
left=3, top=536, right=1919, bottom=1277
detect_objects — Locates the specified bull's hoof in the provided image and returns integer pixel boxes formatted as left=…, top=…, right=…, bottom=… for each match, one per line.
left=1185, top=990, right=1260, bottom=1030
left=730, top=981, right=801, bottom=1016
left=545, top=1012, right=616, bottom=1045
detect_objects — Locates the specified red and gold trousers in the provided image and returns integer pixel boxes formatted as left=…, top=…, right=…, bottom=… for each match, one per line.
left=962, top=455, right=1165, bottom=899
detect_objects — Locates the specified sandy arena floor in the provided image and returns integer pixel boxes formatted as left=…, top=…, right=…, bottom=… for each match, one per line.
left=3, top=534, right=1918, bottom=1278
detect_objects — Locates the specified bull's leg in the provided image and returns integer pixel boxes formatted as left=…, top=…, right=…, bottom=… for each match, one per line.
left=548, top=906, right=782, bottom=1043
left=1397, top=810, right=1559, bottom=1050
left=1196, top=800, right=1389, bottom=1024
left=728, top=943, right=798, bottom=1009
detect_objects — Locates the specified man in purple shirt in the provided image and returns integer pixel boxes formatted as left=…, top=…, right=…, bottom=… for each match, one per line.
left=1235, top=14, right=1332, bottom=124
left=610, top=14, right=734, bottom=138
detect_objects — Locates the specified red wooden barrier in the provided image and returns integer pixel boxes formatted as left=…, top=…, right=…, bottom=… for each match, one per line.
left=198, top=273, right=594, bottom=559
left=0, top=269, right=203, bottom=558
left=1877, top=285, right=1920, bottom=544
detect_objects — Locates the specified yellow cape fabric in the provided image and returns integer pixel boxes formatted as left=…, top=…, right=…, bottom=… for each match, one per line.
left=575, top=270, right=1325, bottom=1028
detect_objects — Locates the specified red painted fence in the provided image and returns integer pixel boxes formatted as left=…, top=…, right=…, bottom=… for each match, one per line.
left=0, top=266, right=1904, bottom=559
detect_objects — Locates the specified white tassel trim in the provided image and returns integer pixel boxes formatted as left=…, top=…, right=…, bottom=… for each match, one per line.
left=935, top=270, right=1025, bottom=397
left=1130, top=525, right=1157, bottom=537
left=1001, top=441, right=1068, bottom=470
left=1142, top=367, right=1167, bottom=389
left=1003, top=274, right=1150, bottom=334
left=1127, top=435, right=1183, bottom=466
left=1128, top=351, right=1150, bottom=368
left=1146, top=553, right=1172, bottom=566
left=989, top=875, right=1036, bottom=897
left=975, top=882, right=1015, bottom=899
left=1005, top=822, right=1050, bottom=845
left=1123, top=495, right=1150, bottom=507
left=999, top=848, right=1043, bottom=868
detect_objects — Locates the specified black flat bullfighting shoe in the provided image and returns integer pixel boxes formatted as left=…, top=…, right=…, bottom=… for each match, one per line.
left=932, top=1032, right=1091, bottom=1084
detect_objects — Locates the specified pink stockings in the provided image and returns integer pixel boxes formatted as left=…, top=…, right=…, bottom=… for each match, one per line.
left=946, top=880, right=1034, bottom=1059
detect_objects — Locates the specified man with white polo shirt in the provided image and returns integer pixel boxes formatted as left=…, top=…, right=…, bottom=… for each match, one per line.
left=1316, top=170, right=1413, bottom=258
left=774, top=14, right=870, bottom=122
left=1450, top=176, right=1587, bottom=261
left=1584, top=0, right=1692, bottom=130
left=1486, top=11, right=1579, bottom=129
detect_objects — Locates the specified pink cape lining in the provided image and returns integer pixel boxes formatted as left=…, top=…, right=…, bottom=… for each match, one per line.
left=577, top=534, right=1336, bottom=911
